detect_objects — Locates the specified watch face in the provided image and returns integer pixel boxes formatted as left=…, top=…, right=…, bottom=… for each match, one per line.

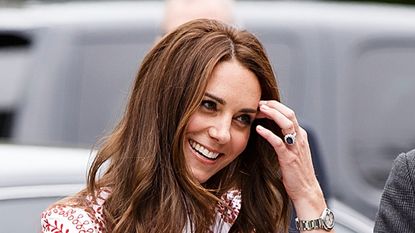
left=322, top=209, right=335, bottom=229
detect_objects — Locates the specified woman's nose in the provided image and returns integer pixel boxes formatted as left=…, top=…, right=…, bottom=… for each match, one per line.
left=208, top=118, right=231, bottom=144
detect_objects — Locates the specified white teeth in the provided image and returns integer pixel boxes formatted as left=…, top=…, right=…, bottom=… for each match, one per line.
left=189, top=140, right=220, bottom=160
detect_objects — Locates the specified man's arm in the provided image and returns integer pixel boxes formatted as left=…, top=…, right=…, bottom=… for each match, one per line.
left=374, top=149, right=415, bottom=233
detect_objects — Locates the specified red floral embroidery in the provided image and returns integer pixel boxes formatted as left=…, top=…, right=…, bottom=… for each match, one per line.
left=216, top=190, right=241, bottom=224
left=41, top=189, right=109, bottom=233
left=41, top=206, right=94, bottom=232
left=41, top=188, right=241, bottom=233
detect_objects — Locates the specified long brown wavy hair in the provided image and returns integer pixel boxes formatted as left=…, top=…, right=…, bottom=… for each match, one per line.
left=83, top=19, right=290, bottom=233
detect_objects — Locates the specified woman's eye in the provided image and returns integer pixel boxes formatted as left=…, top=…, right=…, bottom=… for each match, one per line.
left=201, top=100, right=217, bottom=111
left=236, top=114, right=252, bottom=125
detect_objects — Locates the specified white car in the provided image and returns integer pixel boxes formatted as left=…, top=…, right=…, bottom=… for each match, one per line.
left=0, top=143, right=373, bottom=232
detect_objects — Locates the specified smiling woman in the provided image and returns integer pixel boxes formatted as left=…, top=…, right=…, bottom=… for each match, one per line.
left=41, top=19, right=334, bottom=233
left=184, top=59, right=261, bottom=184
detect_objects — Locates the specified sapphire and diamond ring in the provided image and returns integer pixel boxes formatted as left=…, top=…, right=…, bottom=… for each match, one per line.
left=284, top=132, right=296, bottom=145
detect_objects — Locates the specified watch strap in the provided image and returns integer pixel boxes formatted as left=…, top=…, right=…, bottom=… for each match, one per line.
left=295, top=218, right=323, bottom=231
left=295, top=207, right=334, bottom=231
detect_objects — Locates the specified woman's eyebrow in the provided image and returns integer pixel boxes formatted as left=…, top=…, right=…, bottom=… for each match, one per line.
left=240, top=108, right=258, bottom=114
left=205, top=92, right=225, bottom=105
left=205, top=92, right=258, bottom=114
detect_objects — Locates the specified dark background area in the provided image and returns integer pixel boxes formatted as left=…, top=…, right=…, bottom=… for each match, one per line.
left=331, top=0, right=415, bottom=6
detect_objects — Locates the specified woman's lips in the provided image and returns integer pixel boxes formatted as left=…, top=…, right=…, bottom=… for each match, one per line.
left=189, top=139, right=222, bottom=160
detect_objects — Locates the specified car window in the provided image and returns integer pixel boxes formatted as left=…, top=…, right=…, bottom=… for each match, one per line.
left=349, top=43, right=415, bottom=189
left=0, top=33, right=32, bottom=139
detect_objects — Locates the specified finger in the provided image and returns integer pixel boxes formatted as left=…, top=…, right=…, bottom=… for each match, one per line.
left=260, top=100, right=300, bottom=133
left=296, top=127, right=311, bottom=155
left=298, top=127, right=309, bottom=144
left=255, top=110, right=268, bottom=119
left=256, top=125, right=288, bottom=155
left=256, top=125, right=302, bottom=165
left=260, top=100, right=298, bottom=122
left=259, top=104, right=295, bottom=135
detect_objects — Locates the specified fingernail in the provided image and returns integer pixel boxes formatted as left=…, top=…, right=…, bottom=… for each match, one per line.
left=256, top=125, right=264, bottom=131
left=259, top=100, right=267, bottom=105
left=260, top=104, right=269, bottom=110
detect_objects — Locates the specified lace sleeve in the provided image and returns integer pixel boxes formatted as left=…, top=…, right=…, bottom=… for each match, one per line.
left=41, top=204, right=103, bottom=233
left=41, top=189, right=109, bottom=233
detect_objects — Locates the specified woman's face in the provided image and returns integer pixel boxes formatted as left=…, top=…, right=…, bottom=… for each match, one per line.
left=184, top=58, right=261, bottom=183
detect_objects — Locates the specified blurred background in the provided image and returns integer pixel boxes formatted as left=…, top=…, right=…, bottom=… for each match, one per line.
left=1, top=0, right=415, bottom=232
left=2, top=0, right=415, bottom=6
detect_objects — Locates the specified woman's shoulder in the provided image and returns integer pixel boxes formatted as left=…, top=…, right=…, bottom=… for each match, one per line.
left=41, top=188, right=110, bottom=233
left=41, top=204, right=103, bottom=233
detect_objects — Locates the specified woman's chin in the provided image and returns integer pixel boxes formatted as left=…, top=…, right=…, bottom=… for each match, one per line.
left=190, top=169, right=210, bottom=184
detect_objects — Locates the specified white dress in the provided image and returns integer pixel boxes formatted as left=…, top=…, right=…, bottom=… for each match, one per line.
left=41, top=188, right=242, bottom=233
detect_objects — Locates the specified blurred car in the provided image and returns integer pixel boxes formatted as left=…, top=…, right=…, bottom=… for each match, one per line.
left=0, top=143, right=373, bottom=233
left=0, top=144, right=91, bottom=232
left=1, top=0, right=415, bottom=223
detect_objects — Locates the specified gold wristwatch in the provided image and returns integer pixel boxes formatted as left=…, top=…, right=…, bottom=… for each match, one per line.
left=295, top=208, right=335, bottom=231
